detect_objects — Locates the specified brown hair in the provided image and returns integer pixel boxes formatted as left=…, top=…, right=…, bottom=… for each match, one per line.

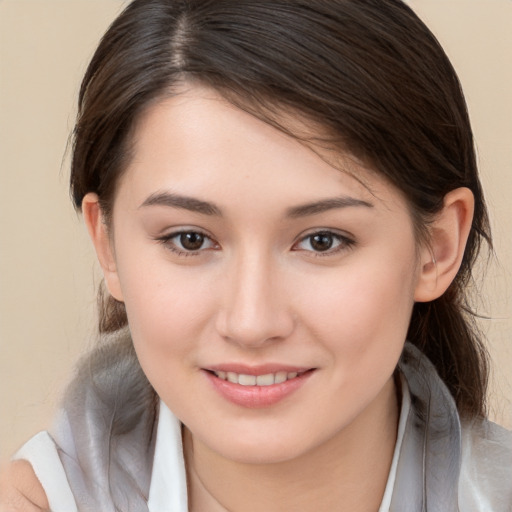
left=70, top=0, right=490, bottom=418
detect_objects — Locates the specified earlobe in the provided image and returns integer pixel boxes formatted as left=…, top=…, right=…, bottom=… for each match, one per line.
left=82, top=193, right=124, bottom=302
left=414, top=187, right=474, bottom=302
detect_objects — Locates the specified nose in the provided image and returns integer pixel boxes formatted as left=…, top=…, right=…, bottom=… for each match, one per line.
left=215, top=252, right=295, bottom=349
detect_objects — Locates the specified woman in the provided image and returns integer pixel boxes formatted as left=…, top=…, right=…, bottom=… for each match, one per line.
left=1, top=0, right=511, bottom=510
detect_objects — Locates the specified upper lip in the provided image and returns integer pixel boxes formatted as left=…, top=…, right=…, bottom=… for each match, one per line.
left=205, top=364, right=313, bottom=376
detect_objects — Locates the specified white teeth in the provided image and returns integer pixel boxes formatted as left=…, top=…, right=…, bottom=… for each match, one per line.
left=238, top=374, right=257, bottom=386
left=274, top=371, right=288, bottom=384
left=213, top=370, right=303, bottom=386
left=227, top=372, right=238, bottom=384
left=256, top=373, right=275, bottom=386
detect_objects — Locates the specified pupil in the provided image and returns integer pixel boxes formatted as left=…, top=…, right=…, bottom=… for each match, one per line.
left=180, top=232, right=204, bottom=251
left=311, top=233, right=333, bottom=251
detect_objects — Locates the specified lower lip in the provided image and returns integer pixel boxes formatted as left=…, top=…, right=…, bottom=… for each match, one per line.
left=204, top=370, right=314, bottom=408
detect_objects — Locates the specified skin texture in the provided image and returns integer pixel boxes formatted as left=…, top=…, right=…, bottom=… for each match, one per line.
left=1, top=86, right=473, bottom=512
left=0, top=461, right=49, bottom=511
left=83, top=86, right=474, bottom=511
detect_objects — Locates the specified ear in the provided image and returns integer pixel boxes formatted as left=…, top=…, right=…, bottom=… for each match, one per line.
left=82, top=193, right=124, bottom=302
left=414, top=187, right=474, bottom=302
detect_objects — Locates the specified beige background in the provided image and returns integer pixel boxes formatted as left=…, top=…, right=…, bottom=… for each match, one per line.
left=0, top=0, right=511, bottom=465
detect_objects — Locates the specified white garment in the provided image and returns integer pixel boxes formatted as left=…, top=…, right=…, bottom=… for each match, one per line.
left=13, top=378, right=411, bottom=512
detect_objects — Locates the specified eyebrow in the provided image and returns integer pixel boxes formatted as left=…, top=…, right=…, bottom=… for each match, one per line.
left=140, top=191, right=222, bottom=216
left=140, top=191, right=373, bottom=218
left=286, top=196, right=374, bottom=218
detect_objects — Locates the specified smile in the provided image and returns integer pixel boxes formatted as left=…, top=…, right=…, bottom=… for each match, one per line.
left=205, top=368, right=315, bottom=408
left=212, top=370, right=304, bottom=386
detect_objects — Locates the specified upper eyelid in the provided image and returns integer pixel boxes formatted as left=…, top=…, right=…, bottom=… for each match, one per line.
left=155, top=227, right=354, bottom=250
left=296, top=228, right=355, bottom=242
left=292, top=230, right=355, bottom=253
left=155, top=228, right=218, bottom=250
left=156, top=226, right=215, bottom=240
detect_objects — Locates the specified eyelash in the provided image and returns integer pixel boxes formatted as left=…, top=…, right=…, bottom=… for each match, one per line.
left=155, top=230, right=218, bottom=257
left=292, top=230, right=355, bottom=257
left=155, top=229, right=355, bottom=257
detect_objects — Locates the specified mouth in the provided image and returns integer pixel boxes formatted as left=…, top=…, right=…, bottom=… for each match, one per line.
left=209, top=369, right=310, bottom=386
left=203, top=367, right=316, bottom=408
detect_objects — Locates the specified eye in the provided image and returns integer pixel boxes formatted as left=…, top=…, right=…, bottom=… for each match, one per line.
left=157, top=230, right=218, bottom=255
left=176, top=232, right=209, bottom=251
left=294, top=231, right=354, bottom=255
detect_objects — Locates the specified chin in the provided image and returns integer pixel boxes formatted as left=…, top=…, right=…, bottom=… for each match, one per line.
left=193, top=420, right=332, bottom=466
left=217, top=439, right=307, bottom=465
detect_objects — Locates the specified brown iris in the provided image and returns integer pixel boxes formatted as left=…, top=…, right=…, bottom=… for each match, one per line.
left=310, top=233, right=334, bottom=252
left=180, top=232, right=205, bottom=251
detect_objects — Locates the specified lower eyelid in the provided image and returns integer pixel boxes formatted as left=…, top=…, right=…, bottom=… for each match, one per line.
left=294, top=232, right=355, bottom=255
left=157, top=229, right=220, bottom=253
left=155, top=230, right=353, bottom=256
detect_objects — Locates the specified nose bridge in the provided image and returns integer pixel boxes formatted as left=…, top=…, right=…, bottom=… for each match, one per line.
left=217, top=247, right=293, bottom=347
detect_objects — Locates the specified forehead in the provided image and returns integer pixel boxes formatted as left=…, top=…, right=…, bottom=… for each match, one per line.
left=118, top=86, right=407, bottom=216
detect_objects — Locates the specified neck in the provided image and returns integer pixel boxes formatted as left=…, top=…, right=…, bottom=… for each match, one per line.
left=185, top=377, right=399, bottom=512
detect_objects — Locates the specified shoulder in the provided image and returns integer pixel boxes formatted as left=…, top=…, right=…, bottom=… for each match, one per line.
left=0, top=459, right=49, bottom=511
left=459, top=418, right=512, bottom=510
left=9, top=431, right=78, bottom=512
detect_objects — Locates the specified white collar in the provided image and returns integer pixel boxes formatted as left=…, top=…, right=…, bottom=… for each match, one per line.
left=147, top=402, right=188, bottom=512
left=378, top=374, right=411, bottom=511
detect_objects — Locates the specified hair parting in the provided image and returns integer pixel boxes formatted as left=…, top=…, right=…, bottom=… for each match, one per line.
left=70, top=0, right=491, bottom=427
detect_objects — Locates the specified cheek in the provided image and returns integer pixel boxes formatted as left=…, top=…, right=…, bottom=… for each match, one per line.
left=114, top=243, right=216, bottom=351
left=115, top=254, right=217, bottom=405
left=298, top=248, right=418, bottom=351
left=297, top=253, right=417, bottom=415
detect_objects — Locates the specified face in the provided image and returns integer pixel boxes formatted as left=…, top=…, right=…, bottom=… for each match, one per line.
left=101, top=86, right=422, bottom=464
